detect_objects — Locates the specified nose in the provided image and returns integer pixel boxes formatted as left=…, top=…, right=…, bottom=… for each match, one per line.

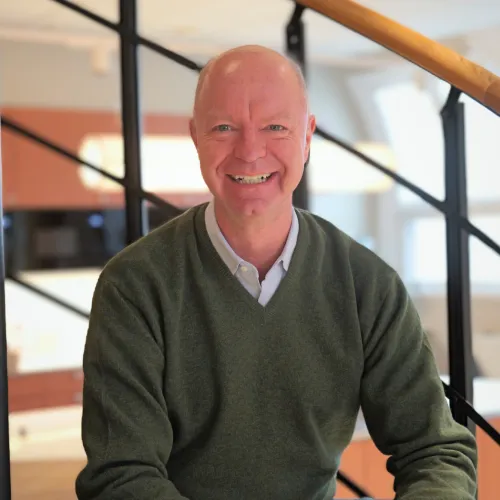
left=234, top=129, right=266, bottom=163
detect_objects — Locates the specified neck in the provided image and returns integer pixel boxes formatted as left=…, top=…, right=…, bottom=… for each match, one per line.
left=214, top=201, right=293, bottom=280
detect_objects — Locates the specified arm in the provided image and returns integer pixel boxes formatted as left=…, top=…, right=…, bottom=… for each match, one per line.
left=75, top=275, right=189, bottom=500
left=359, top=272, right=477, bottom=499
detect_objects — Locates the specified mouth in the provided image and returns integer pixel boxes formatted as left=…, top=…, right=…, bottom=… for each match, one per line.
left=227, top=173, right=276, bottom=185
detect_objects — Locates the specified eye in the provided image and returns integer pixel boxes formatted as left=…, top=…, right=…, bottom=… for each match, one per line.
left=267, top=124, right=286, bottom=131
left=213, top=124, right=232, bottom=132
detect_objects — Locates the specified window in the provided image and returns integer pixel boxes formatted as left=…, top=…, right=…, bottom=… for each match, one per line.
left=372, top=79, right=500, bottom=292
left=405, top=215, right=500, bottom=292
left=375, top=80, right=500, bottom=206
left=350, top=70, right=500, bottom=381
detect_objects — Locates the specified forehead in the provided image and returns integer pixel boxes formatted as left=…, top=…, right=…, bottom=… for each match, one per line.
left=198, top=56, right=305, bottom=116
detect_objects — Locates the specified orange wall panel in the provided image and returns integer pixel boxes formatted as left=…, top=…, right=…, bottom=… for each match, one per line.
left=477, top=417, right=500, bottom=500
left=8, top=369, right=83, bottom=413
left=334, top=440, right=369, bottom=498
left=1, top=107, right=209, bottom=209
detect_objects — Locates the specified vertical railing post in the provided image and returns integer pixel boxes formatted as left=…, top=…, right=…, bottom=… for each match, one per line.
left=441, top=87, right=475, bottom=435
left=119, top=0, right=148, bottom=244
left=0, top=124, right=12, bottom=500
left=286, top=4, right=309, bottom=211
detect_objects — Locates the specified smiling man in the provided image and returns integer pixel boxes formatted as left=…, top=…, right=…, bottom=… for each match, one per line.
left=76, top=45, right=477, bottom=500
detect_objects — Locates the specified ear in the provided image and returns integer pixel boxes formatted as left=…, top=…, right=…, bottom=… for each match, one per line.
left=304, top=114, right=316, bottom=158
left=189, top=118, right=198, bottom=148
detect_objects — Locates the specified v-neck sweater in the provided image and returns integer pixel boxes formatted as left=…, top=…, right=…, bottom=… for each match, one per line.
left=76, top=203, right=477, bottom=500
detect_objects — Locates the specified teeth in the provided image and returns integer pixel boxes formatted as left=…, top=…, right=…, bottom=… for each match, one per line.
left=231, top=174, right=272, bottom=184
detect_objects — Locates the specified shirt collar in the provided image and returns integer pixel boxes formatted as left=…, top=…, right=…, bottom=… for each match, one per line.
left=204, top=201, right=299, bottom=275
left=280, top=208, right=299, bottom=271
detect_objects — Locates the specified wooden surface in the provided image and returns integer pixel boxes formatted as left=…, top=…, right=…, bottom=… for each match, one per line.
left=299, top=0, right=500, bottom=115
left=334, top=417, right=500, bottom=499
left=11, top=460, right=83, bottom=500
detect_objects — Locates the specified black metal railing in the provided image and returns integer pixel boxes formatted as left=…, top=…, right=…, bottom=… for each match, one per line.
left=441, top=88, right=475, bottom=431
left=0, top=1, right=499, bottom=499
left=287, top=4, right=309, bottom=210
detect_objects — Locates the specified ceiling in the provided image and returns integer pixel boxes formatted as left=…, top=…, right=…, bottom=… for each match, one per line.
left=1, top=0, right=500, bottom=68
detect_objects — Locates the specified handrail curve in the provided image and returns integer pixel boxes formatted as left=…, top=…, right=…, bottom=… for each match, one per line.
left=298, top=0, right=500, bottom=115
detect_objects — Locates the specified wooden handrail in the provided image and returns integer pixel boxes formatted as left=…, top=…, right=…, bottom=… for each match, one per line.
left=298, top=0, right=500, bottom=115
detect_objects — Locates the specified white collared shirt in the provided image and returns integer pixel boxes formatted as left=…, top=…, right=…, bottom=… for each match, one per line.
left=204, top=201, right=299, bottom=306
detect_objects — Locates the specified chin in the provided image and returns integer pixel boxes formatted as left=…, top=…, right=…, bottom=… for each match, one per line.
left=227, top=196, right=292, bottom=222
left=229, top=199, right=269, bottom=218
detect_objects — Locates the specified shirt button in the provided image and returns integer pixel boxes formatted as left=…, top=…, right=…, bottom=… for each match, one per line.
left=240, top=266, right=248, bottom=272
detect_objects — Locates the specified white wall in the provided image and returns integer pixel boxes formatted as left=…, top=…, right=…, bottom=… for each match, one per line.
left=308, top=64, right=367, bottom=141
left=0, top=40, right=200, bottom=113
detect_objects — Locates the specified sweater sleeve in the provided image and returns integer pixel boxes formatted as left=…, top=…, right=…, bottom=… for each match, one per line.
left=75, top=276, right=189, bottom=500
left=359, top=272, right=478, bottom=499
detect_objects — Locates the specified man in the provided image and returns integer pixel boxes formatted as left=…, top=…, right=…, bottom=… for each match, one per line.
left=76, top=45, right=477, bottom=500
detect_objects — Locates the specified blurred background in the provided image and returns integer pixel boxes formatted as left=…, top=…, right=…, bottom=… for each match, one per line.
left=1, top=0, right=499, bottom=499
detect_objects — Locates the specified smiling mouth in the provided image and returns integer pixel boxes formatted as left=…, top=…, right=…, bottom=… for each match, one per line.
left=228, top=173, right=275, bottom=184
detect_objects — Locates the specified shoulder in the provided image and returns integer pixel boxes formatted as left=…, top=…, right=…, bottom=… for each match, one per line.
left=297, top=208, right=401, bottom=294
left=298, top=210, right=411, bottom=340
left=98, top=204, right=203, bottom=290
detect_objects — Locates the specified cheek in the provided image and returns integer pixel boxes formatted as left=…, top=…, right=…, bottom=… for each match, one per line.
left=198, top=141, right=232, bottom=171
left=270, top=141, right=305, bottom=175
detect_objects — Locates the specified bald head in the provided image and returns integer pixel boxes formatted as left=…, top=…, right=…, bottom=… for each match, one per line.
left=193, top=45, right=308, bottom=117
left=189, top=44, right=316, bottom=224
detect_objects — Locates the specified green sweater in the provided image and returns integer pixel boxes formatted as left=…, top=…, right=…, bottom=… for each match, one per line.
left=76, top=204, right=477, bottom=500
